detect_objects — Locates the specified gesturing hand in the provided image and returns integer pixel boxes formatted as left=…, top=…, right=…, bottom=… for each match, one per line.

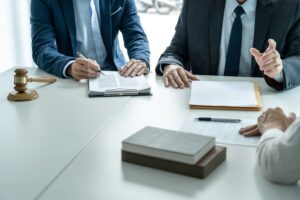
left=163, top=65, right=199, bottom=89
left=239, top=107, right=296, bottom=137
left=119, top=59, right=149, bottom=77
left=250, top=39, right=283, bottom=79
left=67, top=58, right=100, bottom=81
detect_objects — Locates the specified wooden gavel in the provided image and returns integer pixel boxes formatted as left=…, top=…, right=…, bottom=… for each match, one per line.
left=7, top=68, right=57, bottom=101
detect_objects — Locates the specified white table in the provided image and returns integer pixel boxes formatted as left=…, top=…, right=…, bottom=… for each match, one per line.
left=0, top=67, right=130, bottom=200
left=1, top=68, right=299, bottom=200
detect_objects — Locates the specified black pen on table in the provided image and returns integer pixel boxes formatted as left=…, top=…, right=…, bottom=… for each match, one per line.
left=77, top=52, right=105, bottom=76
left=195, top=117, right=241, bottom=123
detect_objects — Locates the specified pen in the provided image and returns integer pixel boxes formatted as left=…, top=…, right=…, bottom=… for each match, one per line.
left=195, top=117, right=241, bottom=123
left=76, top=52, right=105, bottom=76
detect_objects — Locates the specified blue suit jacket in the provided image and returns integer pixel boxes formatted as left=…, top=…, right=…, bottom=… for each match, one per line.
left=31, top=0, right=150, bottom=77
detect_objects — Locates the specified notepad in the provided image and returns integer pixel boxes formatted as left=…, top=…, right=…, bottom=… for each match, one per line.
left=88, top=71, right=151, bottom=97
left=189, top=81, right=262, bottom=111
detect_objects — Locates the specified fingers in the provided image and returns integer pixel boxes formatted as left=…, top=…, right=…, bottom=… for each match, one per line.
left=163, top=76, right=170, bottom=87
left=119, top=60, right=134, bottom=76
left=289, top=112, right=297, bottom=120
left=76, top=58, right=100, bottom=73
left=250, top=48, right=263, bottom=58
left=120, top=60, right=149, bottom=77
left=168, top=71, right=182, bottom=88
left=137, top=67, right=149, bottom=76
left=178, top=68, right=190, bottom=87
left=164, top=70, right=181, bottom=88
left=239, top=124, right=260, bottom=137
left=267, top=39, right=277, bottom=52
left=239, top=124, right=257, bottom=134
left=186, top=71, right=199, bottom=81
left=163, top=65, right=198, bottom=89
left=251, top=39, right=283, bottom=79
left=69, top=59, right=101, bottom=81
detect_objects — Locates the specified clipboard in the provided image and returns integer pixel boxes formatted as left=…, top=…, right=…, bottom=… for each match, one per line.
left=189, top=82, right=262, bottom=111
left=88, top=71, right=151, bottom=97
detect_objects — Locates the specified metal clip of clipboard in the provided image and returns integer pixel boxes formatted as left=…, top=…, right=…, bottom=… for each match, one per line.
left=103, top=89, right=138, bottom=97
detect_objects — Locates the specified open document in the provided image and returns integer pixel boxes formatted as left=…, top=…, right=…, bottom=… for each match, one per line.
left=189, top=81, right=262, bottom=111
left=181, top=115, right=259, bottom=147
left=88, top=71, right=151, bottom=97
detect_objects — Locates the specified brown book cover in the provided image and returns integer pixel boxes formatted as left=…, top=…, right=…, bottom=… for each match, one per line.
left=122, top=146, right=226, bottom=179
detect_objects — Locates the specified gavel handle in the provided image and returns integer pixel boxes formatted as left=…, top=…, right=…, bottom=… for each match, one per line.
left=28, top=77, right=57, bottom=84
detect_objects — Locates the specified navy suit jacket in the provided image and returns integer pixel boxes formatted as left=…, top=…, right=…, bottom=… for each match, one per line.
left=31, top=0, right=150, bottom=77
left=157, top=0, right=300, bottom=90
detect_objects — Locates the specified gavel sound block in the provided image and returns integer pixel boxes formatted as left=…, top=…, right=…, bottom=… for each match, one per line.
left=7, top=68, right=57, bottom=101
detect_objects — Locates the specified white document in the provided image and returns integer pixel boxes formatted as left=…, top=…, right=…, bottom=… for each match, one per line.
left=181, top=115, right=260, bottom=147
left=189, top=81, right=258, bottom=107
left=88, top=71, right=151, bottom=96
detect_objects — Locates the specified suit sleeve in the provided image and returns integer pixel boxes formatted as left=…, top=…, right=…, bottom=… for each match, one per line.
left=155, top=0, right=189, bottom=75
left=31, top=0, right=74, bottom=77
left=267, top=1, right=300, bottom=90
left=120, top=0, right=150, bottom=68
left=257, top=119, right=300, bottom=184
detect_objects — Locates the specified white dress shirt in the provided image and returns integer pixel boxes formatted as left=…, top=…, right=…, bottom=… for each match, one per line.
left=63, top=0, right=107, bottom=77
left=257, top=118, right=300, bottom=184
left=218, top=0, right=282, bottom=81
left=218, top=0, right=257, bottom=77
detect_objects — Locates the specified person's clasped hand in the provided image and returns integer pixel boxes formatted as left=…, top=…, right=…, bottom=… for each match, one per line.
left=250, top=39, right=283, bottom=79
left=119, top=59, right=149, bottom=77
left=239, top=107, right=296, bottom=137
left=163, top=65, right=199, bottom=89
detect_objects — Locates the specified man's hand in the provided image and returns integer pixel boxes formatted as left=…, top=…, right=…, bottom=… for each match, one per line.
left=250, top=39, right=283, bottom=79
left=239, top=107, right=296, bottom=137
left=119, top=59, right=149, bottom=77
left=67, top=58, right=100, bottom=81
left=163, top=65, right=199, bottom=89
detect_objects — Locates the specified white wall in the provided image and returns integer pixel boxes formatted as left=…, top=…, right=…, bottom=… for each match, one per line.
left=0, top=0, right=33, bottom=73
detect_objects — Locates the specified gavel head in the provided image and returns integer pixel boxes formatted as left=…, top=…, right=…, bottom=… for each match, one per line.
left=14, top=68, right=29, bottom=92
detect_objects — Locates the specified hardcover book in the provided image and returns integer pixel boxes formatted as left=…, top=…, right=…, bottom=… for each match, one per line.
left=122, top=126, right=215, bottom=165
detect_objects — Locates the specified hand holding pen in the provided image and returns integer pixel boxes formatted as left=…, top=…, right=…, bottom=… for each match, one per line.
left=77, top=52, right=105, bottom=76
left=66, top=52, right=103, bottom=81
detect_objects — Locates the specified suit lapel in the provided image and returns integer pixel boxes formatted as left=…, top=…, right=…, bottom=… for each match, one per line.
left=208, top=0, right=225, bottom=75
left=99, top=0, right=113, bottom=55
left=251, top=0, right=273, bottom=75
left=60, top=0, right=76, bottom=56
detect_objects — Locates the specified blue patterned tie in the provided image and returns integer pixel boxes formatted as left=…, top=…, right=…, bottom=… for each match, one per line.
left=90, top=0, right=107, bottom=66
left=224, top=6, right=245, bottom=76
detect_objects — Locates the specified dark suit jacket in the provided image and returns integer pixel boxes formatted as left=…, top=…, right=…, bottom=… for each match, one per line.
left=31, top=0, right=150, bottom=77
left=156, top=0, right=300, bottom=90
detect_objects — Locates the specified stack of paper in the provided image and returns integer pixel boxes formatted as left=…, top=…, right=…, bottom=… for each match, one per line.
left=189, top=81, right=262, bottom=111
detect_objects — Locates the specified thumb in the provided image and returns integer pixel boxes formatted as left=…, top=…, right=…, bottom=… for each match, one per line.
left=289, top=112, right=297, bottom=120
left=250, top=48, right=263, bottom=58
left=186, top=71, right=199, bottom=81
left=267, top=39, right=277, bottom=51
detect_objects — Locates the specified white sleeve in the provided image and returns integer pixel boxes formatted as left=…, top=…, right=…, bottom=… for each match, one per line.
left=257, top=119, right=300, bottom=184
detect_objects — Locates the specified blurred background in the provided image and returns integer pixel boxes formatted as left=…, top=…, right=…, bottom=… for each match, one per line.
left=0, top=0, right=182, bottom=73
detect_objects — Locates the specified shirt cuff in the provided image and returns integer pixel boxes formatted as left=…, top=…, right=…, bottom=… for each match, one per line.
left=273, top=70, right=284, bottom=83
left=63, top=60, right=75, bottom=78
